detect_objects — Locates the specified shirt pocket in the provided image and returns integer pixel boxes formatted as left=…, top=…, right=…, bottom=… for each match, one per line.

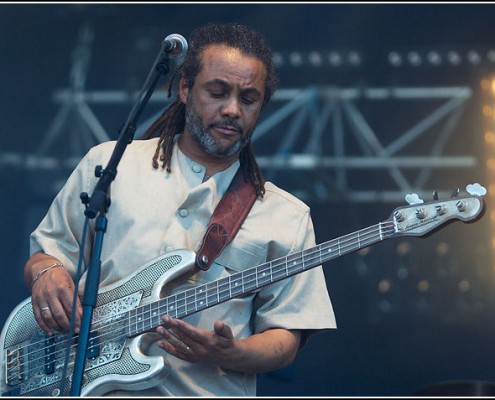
left=188, top=241, right=266, bottom=286
left=214, top=240, right=266, bottom=273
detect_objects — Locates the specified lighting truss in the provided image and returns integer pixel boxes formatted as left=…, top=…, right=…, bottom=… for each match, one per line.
left=0, top=24, right=484, bottom=204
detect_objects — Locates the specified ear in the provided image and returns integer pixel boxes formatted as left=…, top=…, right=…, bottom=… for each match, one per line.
left=179, top=76, right=189, bottom=105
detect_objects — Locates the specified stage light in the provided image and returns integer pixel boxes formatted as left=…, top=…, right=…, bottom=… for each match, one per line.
left=348, top=51, right=361, bottom=66
left=417, top=280, right=430, bottom=293
left=427, top=51, right=442, bottom=66
left=379, top=300, right=392, bottom=313
left=458, top=280, right=470, bottom=292
left=447, top=51, right=461, bottom=65
left=407, top=51, right=422, bottom=66
left=435, top=242, right=450, bottom=256
left=486, top=158, right=495, bottom=170
left=485, top=131, right=495, bottom=144
left=483, top=105, right=493, bottom=117
left=308, top=51, right=323, bottom=66
left=289, top=51, right=303, bottom=67
left=378, top=279, right=391, bottom=293
left=388, top=51, right=402, bottom=66
left=397, top=267, right=408, bottom=279
left=467, top=50, right=481, bottom=65
left=272, top=52, right=284, bottom=67
left=481, top=78, right=491, bottom=91
left=328, top=51, right=342, bottom=66
left=396, top=241, right=412, bottom=256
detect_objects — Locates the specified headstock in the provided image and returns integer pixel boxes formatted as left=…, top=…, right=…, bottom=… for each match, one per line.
left=391, top=183, right=486, bottom=238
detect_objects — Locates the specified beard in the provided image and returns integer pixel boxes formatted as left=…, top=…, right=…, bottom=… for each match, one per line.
left=185, top=95, right=253, bottom=159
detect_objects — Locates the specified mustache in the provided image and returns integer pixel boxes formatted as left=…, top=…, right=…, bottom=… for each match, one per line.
left=207, top=119, right=243, bottom=134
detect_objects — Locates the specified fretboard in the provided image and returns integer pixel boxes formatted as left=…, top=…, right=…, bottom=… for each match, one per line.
left=126, top=219, right=395, bottom=336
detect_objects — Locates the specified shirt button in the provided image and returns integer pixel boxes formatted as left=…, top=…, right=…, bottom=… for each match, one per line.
left=192, top=165, right=202, bottom=173
left=165, top=245, right=174, bottom=252
left=179, top=208, right=189, bottom=218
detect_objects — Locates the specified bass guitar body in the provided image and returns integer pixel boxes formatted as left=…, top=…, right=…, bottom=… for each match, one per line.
left=1, top=249, right=197, bottom=396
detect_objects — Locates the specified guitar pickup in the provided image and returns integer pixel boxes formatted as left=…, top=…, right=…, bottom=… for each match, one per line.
left=44, top=336, right=56, bottom=375
left=87, top=330, right=100, bottom=359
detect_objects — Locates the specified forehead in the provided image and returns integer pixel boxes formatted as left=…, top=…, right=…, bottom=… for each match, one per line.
left=197, top=44, right=267, bottom=90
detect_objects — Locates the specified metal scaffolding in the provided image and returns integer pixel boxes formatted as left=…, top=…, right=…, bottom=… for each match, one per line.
left=0, top=24, right=482, bottom=203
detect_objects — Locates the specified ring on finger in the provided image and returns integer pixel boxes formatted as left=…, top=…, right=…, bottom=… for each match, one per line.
left=41, top=306, right=51, bottom=313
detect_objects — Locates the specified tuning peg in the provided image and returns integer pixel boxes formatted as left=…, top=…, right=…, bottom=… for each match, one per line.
left=405, top=193, right=424, bottom=205
left=433, top=190, right=439, bottom=201
left=466, top=183, right=487, bottom=196
left=450, top=188, right=459, bottom=198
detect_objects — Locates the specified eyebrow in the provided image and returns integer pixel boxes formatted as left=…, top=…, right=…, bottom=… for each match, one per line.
left=206, top=79, right=262, bottom=98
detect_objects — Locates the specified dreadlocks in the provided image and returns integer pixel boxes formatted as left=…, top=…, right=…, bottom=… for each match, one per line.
left=141, top=23, right=279, bottom=198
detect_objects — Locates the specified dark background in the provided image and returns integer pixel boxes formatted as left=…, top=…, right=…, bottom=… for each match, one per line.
left=2, top=2, right=495, bottom=396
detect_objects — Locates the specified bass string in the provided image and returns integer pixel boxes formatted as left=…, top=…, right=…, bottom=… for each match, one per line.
left=10, top=221, right=396, bottom=375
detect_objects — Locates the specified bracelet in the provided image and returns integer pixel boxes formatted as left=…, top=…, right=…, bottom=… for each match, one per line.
left=31, top=262, right=64, bottom=288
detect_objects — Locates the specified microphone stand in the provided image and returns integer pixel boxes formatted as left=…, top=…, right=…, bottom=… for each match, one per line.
left=69, top=39, right=178, bottom=397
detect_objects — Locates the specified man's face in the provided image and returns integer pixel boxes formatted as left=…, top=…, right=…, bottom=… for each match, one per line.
left=179, top=44, right=267, bottom=159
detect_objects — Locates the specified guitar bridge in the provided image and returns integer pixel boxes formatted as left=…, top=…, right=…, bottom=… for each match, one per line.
left=5, top=345, right=26, bottom=385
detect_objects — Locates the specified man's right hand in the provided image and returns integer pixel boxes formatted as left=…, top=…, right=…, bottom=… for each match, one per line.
left=25, top=252, right=82, bottom=335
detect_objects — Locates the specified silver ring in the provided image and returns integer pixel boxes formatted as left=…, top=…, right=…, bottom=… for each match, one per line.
left=41, top=306, right=51, bottom=312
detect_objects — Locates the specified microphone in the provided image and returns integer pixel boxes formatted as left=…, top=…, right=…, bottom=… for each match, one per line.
left=162, top=33, right=188, bottom=63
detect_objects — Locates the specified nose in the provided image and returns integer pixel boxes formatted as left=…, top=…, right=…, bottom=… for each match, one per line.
left=221, top=97, right=242, bottom=118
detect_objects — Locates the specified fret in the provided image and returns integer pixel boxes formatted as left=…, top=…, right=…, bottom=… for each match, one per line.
left=301, top=248, right=309, bottom=271
left=241, top=271, right=246, bottom=294
left=164, top=296, right=172, bottom=317
left=150, top=303, right=161, bottom=329
left=126, top=309, right=135, bottom=336
left=168, top=293, right=180, bottom=318
left=204, top=281, right=218, bottom=306
left=216, top=277, right=228, bottom=303
left=175, top=293, right=186, bottom=318
left=217, top=279, right=221, bottom=303
left=327, top=234, right=347, bottom=261
left=125, top=310, right=130, bottom=336
left=256, top=263, right=272, bottom=286
left=230, top=273, right=244, bottom=298
left=133, top=308, right=140, bottom=334
left=175, top=292, right=185, bottom=318
left=184, top=288, right=196, bottom=314
left=272, top=260, right=287, bottom=281
left=286, top=253, right=298, bottom=275
left=141, top=303, right=151, bottom=332
left=243, top=269, right=257, bottom=293
left=195, top=286, right=208, bottom=311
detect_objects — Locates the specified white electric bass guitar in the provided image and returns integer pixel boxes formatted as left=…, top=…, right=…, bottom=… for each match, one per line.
left=0, top=184, right=486, bottom=396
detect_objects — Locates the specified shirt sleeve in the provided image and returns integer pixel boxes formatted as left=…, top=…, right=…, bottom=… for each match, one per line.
left=29, top=146, right=100, bottom=281
left=251, top=208, right=337, bottom=347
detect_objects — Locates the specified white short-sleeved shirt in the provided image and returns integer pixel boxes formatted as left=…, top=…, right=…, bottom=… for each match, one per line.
left=30, top=137, right=336, bottom=396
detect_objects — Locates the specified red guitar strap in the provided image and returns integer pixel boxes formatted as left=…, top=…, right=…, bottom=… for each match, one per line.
left=195, top=168, right=257, bottom=271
